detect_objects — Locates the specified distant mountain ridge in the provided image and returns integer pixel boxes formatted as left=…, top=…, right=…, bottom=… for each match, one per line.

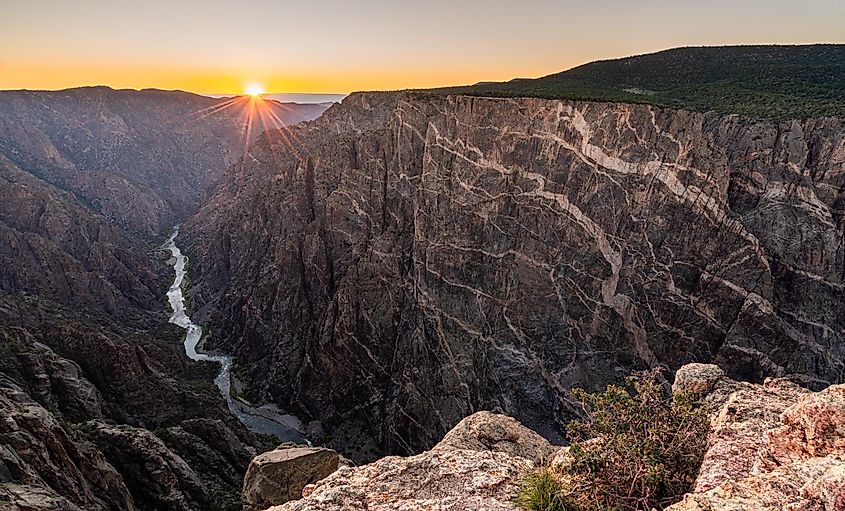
left=435, top=44, right=845, bottom=120
left=0, top=86, right=330, bottom=235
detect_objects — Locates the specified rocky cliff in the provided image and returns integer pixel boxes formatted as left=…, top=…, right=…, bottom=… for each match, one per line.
left=667, top=364, right=845, bottom=511
left=185, top=92, right=845, bottom=460
left=0, top=290, right=263, bottom=510
left=0, top=156, right=162, bottom=314
left=242, top=364, right=845, bottom=511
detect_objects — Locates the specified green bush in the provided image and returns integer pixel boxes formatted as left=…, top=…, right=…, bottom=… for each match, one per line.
left=514, top=370, right=709, bottom=511
left=513, top=468, right=577, bottom=511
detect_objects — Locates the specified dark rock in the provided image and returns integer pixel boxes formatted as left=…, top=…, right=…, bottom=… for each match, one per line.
left=242, top=447, right=339, bottom=510
left=158, top=419, right=257, bottom=511
left=0, top=376, right=134, bottom=511
left=0, top=88, right=330, bottom=235
left=185, top=92, right=845, bottom=460
left=82, top=420, right=207, bottom=511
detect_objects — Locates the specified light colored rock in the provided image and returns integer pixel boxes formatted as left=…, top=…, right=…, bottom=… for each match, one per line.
left=692, top=377, right=807, bottom=492
left=797, top=463, right=845, bottom=511
left=672, top=363, right=756, bottom=413
left=673, top=364, right=728, bottom=396
left=669, top=456, right=842, bottom=511
left=433, top=411, right=556, bottom=463
left=259, top=412, right=547, bottom=510
left=768, top=385, right=845, bottom=464
left=242, top=447, right=339, bottom=510
left=271, top=449, right=529, bottom=511
left=667, top=368, right=845, bottom=511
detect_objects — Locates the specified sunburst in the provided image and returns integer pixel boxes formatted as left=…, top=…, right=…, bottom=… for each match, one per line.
left=244, top=84, right=265, bottom=97
left=176, top=85, right=306, bottom=178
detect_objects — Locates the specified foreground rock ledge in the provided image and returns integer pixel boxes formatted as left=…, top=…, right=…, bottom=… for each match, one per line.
left=667, top=364, right=845, bottom=511
left=251, top=412, right=553, bottom=510
left=245, top=365, right=845, bottom=511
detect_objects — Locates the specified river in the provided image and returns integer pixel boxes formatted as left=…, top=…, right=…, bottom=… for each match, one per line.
left=162, top=226, right=307, bottom=443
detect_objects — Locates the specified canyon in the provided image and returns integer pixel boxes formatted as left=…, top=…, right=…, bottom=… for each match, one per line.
left=0, top=88, right=328, bottom=510
left=1, top=49, right=845, bottom=511
left=0, top=87, right=329, bottom=235
left=185, top=91, right=845, bottom=462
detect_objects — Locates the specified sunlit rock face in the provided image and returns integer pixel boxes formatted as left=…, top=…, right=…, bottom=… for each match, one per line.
left=186, top=92, right=845, bottom=460
left=668, top=364, right=845, bottom=511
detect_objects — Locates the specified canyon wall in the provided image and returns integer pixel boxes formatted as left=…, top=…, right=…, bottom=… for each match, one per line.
left=186, top=92, right=845, bottom=459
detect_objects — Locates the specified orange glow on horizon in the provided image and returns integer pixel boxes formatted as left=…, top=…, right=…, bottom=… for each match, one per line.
left=0, top=59, right=563, bottom=96
left=3, top=2, right=842, bottom=96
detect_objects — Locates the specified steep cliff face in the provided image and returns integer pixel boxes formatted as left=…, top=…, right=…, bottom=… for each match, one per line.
left=0, top=88, right=331, bottom=509
left=0, top=87, right=329, bottom=235
left=0, top=157, right=162, bottom=313
left=186, top=92, right=845, bottom=459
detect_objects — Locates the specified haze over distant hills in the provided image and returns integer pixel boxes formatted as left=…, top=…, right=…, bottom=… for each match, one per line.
left=0, top=86, right=330, bottom=235
left=207, top=92, right=347, bottom=104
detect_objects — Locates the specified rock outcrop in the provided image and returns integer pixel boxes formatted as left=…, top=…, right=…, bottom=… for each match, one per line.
left=432, top=411, right=557, bottom=463
left=240, top=367, right=845, bottom=511
left=0, top=296, right=261, bottom=511
left=185, top=91, right=845, bottom=460
left=0, top=377, right=134, bottom=511
left=668, top=364, right=845, bottom=511
left=263, top=412, right=550, bottom=511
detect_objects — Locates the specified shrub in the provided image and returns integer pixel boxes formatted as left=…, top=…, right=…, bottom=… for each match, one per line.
left=514, top=369, right=709, bottom=511
left=513, top=468, right=576, bottom=511
left=567, top=369, right=708, bottom=510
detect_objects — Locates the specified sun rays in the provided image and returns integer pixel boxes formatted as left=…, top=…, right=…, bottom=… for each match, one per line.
left=176, top=91, right=307, bottom=179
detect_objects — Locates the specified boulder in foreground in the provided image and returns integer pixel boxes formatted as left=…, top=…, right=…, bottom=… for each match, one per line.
left=242, top=447, right=339, bottom=511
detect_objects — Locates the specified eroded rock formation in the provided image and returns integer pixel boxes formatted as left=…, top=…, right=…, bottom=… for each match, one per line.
left=243, top=365, right=845, bottom=511
left=242, top=447, right=340, bottom=511
left=264, top=412, right=551, bottom=511
left=0, top=87, right=330, bottom=235
left=186, top=92, right=845, bottom=459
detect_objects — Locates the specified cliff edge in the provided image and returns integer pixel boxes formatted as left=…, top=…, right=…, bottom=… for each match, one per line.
left=243, top=364, right=845, bottom=510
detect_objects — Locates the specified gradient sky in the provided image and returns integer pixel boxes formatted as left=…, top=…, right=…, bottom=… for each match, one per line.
left=2, top=0, right=843, bottom=94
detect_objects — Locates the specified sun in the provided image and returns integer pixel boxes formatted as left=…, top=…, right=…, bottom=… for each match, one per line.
left=244, top=84, right=265, bottom=97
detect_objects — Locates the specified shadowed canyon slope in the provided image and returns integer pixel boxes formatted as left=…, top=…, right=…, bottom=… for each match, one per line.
left=185, top=92, right=845, bottom=459
left=0, top=87, right=330, bottom=235
left=0, top=88, right=329, bottom=510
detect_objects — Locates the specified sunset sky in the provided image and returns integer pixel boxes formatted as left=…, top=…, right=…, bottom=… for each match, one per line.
left=2, top=0, right=843, bottom=95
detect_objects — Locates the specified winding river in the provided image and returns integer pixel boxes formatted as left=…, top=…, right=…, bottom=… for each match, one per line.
left=162, top=226, right=306, bottom=443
